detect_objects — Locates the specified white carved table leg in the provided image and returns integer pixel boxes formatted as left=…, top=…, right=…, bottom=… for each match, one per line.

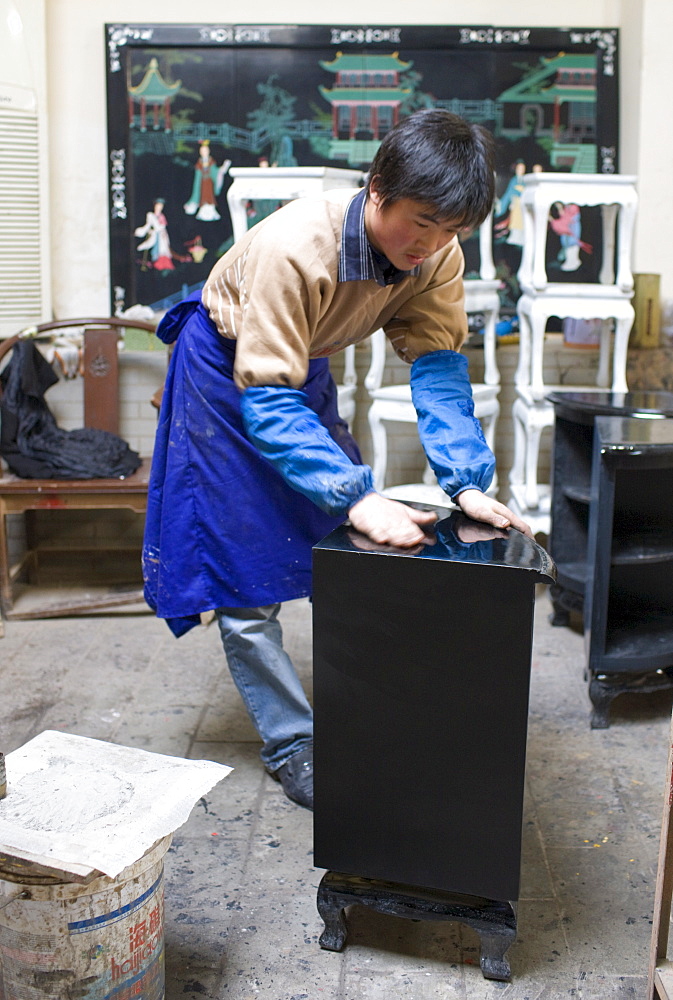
left=599, top=204, right=618, bottom=285
left=368, top=405, right=390, bottom=491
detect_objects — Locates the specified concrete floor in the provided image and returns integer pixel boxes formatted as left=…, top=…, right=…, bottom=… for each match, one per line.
left=1, top=591, right=672, bottom=999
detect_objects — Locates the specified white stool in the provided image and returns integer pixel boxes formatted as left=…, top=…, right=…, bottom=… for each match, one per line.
left=336, top=344, right=357, bottom=429
left=518, top=172, right=638, bottom=294
left=365, top=312, right=501, bottom=503
left=509, top=173, right=638, bottom=529
left=226, top=166, right=363, bottom=241
left=365, top=210, right=502, bottom=504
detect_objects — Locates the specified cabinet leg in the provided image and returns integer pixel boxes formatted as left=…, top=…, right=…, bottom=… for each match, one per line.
left=589, top=670, right=673, bottom=730
left=588, top=681, right=613, bottom=729
left=548, top=583, right=583, bottom=627
left=549, top=604, right=570, bottom=628
left=478, top=927, right=516, bottom=981
left=317, top=875, right=348, bottom=951
left=315, top=871, right=516, bottom=979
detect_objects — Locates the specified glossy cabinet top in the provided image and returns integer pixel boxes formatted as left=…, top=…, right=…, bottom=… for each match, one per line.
left=547, top=390, right=673, bottom=420
left=315, top=509, right=556, bottom=583
left=596, top=415, right=673, bottom=452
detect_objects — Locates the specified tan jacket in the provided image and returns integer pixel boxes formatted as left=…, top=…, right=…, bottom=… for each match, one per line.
left=202, top=187, right=467, bottom=390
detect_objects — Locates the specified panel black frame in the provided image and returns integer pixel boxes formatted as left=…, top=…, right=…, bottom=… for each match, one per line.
left=105, top=23, right=619, bottom=315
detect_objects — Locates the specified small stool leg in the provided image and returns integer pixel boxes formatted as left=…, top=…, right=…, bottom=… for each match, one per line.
left=368, top=405, right=390, bottom=491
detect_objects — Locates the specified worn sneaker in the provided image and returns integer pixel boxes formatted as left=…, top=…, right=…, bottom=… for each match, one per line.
left=270, top=744, right=314, bottom=810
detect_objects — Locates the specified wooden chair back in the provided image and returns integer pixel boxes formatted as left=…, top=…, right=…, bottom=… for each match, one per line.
left=0, top=315, right=158, bottom=435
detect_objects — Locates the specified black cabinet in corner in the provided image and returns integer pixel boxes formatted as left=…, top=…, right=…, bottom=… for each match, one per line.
left=547, top=391, right=673, bottom=728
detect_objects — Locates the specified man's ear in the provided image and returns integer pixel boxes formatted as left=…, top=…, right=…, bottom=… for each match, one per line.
left=368, top=176, right=383, bottom=207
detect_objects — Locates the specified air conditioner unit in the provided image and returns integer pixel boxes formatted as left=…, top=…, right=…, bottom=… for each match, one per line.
left=0, top=0, right=51, bottom=338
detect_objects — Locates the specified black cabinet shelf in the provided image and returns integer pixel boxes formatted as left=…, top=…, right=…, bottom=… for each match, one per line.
left=602, top=615, right=673, bottom=672
left=548, top=391, right=673, bottom=728
left=563, top=484, right=591, bottom=504
left=611, top=531, right=673, bottom=565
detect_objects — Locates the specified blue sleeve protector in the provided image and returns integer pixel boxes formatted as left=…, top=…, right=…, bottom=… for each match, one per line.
left=240, top=385, right=376, bottom=517
left=410, top=350, right=496, bottom=500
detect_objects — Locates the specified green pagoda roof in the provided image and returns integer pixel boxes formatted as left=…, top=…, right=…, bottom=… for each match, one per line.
left=498, top=53, right=596, bottom=104
left=128, top=58, right=182, bottom=101
left=320, top=52, right=412, bottom=73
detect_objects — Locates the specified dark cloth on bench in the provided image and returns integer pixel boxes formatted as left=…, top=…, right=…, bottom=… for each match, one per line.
left=0, top=339, right=140, bottom=479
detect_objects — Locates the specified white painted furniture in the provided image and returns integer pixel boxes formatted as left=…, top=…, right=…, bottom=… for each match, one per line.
left=226, top=166, right=363, bottom=242
left=509, top=173, right=638, bottom=532
left=365, top=213, right=501, bottom=506
left=518, top=173, right=638, bottom=294
left=226, top=166, right=364, bottom=427
left=337, top=345, right=357, bottom=429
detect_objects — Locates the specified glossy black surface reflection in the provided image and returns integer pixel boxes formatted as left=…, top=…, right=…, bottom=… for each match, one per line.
left=312, top=510, right=554, bottom=904
left=547, top=390, right=673, bottom=425
left=596, top=415, right=673, bottom=451
left=319, top=508, right=555, bottom=576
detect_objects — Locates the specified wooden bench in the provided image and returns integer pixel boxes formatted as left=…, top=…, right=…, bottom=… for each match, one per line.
left=0, top=317, right=162, bottom=619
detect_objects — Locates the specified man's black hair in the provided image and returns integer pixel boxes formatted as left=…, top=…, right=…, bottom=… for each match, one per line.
left=367, top=109, right=495, bottom=229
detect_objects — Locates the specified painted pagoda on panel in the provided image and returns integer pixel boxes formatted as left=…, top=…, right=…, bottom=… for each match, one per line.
left=128, top=57, right=182, bottom=132
left=318, top=52, right=412, bottom=163
left=497, top=54, right=597, bottom=171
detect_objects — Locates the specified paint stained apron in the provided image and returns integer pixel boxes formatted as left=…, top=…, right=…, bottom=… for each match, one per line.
left=142, top=295, right=359, bottom=636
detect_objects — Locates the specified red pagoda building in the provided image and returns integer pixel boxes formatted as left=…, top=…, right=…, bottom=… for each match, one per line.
left=319, top=51, right=412, bottom=163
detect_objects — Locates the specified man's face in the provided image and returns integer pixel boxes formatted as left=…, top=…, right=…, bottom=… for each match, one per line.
left=364, top=184, right=464, bottom=271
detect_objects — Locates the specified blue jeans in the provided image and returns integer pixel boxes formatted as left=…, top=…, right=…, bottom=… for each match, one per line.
left=215, top=604, right=313, bottom=771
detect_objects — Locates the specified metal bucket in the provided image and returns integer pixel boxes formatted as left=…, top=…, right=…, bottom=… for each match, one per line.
left=0, top=835, right=171, bottom=1000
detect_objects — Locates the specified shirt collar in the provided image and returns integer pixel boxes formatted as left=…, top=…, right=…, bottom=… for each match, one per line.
left=338, top=188, right=419, bottom=286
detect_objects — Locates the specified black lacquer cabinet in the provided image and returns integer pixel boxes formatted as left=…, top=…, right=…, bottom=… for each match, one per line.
left=312, top=509, right=554, bottom=980
left=548, top=391, right=673, bottom=728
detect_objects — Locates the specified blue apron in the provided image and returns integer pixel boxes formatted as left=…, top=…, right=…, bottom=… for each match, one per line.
left=142, top=295, right=360, bottom=636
